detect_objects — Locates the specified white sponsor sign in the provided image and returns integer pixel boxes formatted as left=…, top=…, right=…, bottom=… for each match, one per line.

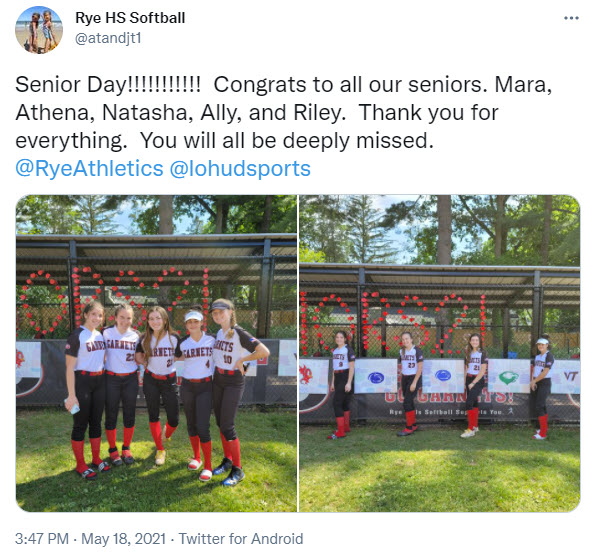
left=353, top=358, right=398, bottom=394
left=550, top=359, right=580, bottom=394
left=422, top=359, right=465, bottom=393
left=15, top=341, right=41, bottom=380
left=488, top=359, right=531, bottom=393
left=278, top=340, right=297, bottom=376
left=298, top=358, right=329, bottom=395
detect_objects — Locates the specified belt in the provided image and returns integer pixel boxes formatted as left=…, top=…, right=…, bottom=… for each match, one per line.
left=184, top=376, right=212, bottom=383
left=333, top=369, right=348, bottom=374
left=145, top=369, right=176, bottom=380
left=215, top=366, right=241, bottom=376
left=106, top=370, right=138, bottom=377
left=79, top=370, right=104, bottom=376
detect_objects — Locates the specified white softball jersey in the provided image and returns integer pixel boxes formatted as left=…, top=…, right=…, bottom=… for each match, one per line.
left=102, top=325, right=140, bottom=373
left=332, top=345, right=356, bottom=371
left=64, top=326, right=106, bottom=372
left=179, top=334, right=215, bottom=379
left=213, top=326, right=260, bottom=371
left=532, top=351, right=554, bottom=379
left=136, top=333, right=182, bottom=375
left=466, top=350, right=488, bottom=376
left=398, top=346, right=424, bottom=376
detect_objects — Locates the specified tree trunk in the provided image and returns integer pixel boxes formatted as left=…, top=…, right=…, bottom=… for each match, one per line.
left=158, top=195, right=174, bottom=234
left=260, top=195, right=273, bottom=232
left=494, top=195, right=506, bottom=258
left=541, top=195, right=552, bottom=264
left=215, top=199, right=224, bottom=233
left=436, top=195, right=452, bottom=264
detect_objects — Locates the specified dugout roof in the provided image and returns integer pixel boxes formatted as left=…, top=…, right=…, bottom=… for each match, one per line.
left=299, top=263, right=580, bottom=310
left=16, top=234, right=297, bottom=286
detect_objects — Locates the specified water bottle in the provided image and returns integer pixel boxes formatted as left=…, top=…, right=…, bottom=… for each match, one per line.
left=64, top=398, right=80, bottom=415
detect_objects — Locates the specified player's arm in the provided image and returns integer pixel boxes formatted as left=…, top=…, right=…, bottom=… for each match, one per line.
left=411, top=348, right=424, bottom=391
left=345, top=360, right=355, bottom=392
left=135, top=340, right=146, bottom=365
left=64, top=355, right=78, bottom=411
left=234, top=328, right=270, bottom=374
left=471, top=352, right=488, bottom=387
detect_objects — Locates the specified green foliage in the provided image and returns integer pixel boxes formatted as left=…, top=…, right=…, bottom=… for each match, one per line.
left=299, top=246, right=326, bottom=262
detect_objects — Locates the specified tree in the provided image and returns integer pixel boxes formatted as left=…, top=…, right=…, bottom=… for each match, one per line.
left=345, top=195, right=397, bottom=263
left=16, top=196, right=81, bottom=234
left=436, top=195, right=452, bottom=264
left=72, top=196, right=120, bottom=235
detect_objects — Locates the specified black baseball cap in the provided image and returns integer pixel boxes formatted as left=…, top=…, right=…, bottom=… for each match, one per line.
left=210, top=300, right=232, bottom=312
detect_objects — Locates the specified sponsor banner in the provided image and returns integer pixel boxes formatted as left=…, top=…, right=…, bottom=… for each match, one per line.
left=550, top=360, right=580, bottom=394
left=17, top=339, right=295, bottom=406
left=278, top=339, right=297, bottom=376
left=488, top=359, right=531, bottom=394
left=422, top=359, right=465, bottom=393
left=16, top=341, right=42, bottom=398
left=299, top=358, right=329, bottom=395
left=354, top=358, right=398, bottom=394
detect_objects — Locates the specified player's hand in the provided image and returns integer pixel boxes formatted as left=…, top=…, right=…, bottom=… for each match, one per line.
left=65, top=395, right=78, bottom=412
left=330, top=383, right=335, bottom=392
left=530, top=380, right=536, bottom=391
left=410, top=382, right=417, bottom=392
left=234, top=360, right=246, bottom=375
left=345, top=382, right=352, bottom=393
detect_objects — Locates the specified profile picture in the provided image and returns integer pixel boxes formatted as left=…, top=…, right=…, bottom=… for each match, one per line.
left=15, top=6, right=62, bottom=54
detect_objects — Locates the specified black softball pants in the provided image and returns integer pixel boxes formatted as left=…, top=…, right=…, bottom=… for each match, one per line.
left=401, top=374, right=421, bottom=413
left=332, top=371, right=353, bottom=418
left=72, top=372, right=106, bottom=441
left=213, top=372, right=245, bottom=441
left=531, top=377, right=551, bottom=417
left=465, top=375, right=485, bottom=410
left=105, top=372, right=139, bottom=430
left=142, top=372, right=179, bottom=426
left=180, top=379, right=213, bottom=442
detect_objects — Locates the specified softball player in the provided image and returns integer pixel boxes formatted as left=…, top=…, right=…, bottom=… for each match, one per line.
left=64, top=301, right=110, bottom=479
left=135, top=306, right=182, bottom=465
left=103, top=304, right=140, bottom=466
left=211, top=299, right=270, bottom=486
left=178, top=311, right=215, bottom=481
left=328, top=331, right=355, bottom=439
left=460, top=333, right=488, bottom=438
left=397, top=331, right=424, bottom=436
left=531, top=338, right=554, bottom=440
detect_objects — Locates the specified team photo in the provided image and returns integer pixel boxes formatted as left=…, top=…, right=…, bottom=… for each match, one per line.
left=16, top=195, right=298, bottom=512
left=299, top=194, right=580, bottom=512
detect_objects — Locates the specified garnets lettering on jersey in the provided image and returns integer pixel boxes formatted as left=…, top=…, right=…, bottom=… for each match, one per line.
left=150, top=346, right=176, bottom=357
left=183, top=346, right=213, bottom=358
left=105, top=339, right=137, bottom=350
left=213, top=339, right=234, bottom=353
left=86, top=340, right=106, bottom=352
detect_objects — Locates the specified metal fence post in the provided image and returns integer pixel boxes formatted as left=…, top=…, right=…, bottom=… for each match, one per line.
left=257, top=238, right=272, bottom=338
left=67, top=240, right=77, bottom=332
left=358, top=267, right=366, bottom=357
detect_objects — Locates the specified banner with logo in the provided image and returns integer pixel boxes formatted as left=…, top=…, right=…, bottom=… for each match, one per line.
left=550, top=360, right=580, bottom=394
left=298, top=358, right=329, bottom=395
left=488, top=359, right=531, bottom=393
left=16, top=341, right=42, bottom=398
left=422, top=359, right=465, bottom=393
left=354, top=358, right=398, bottom=394
left=278, top=339, right=297, bottom=376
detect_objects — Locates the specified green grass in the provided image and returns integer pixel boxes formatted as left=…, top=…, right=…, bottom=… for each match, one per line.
left=299, top=425, right=580, bottom=512
left=17, top=408, right=296, bottom=512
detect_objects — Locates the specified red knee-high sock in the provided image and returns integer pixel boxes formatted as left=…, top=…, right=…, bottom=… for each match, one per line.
left=189, top=435, right=201, bottom=461
left=539, top=415, right=548, bottom=437
left=201, top=441, right=212, bottom=471
left=406, top=410, right=416, bottom=428
left=220, top=431, right=232, bottom=459
left=165, top=423, right=177, bottom=439
left=71, top=439, right=88, bottom=473
left=344, top=410, right=351, bottom=432
left=150, top=421, right=164, bottom=450
left=228, top=438, right=242, bottom=468
left=105, top=428, right=117, bottom=450
left=335, top=416, right=346, bottom=437
left=467, top=410, right=473, bottom=429
left=89, top=436, right=103, bottom=465
left=122, top=426, right=135, bottom=448
left=474, top=408, right=480, bottom=428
